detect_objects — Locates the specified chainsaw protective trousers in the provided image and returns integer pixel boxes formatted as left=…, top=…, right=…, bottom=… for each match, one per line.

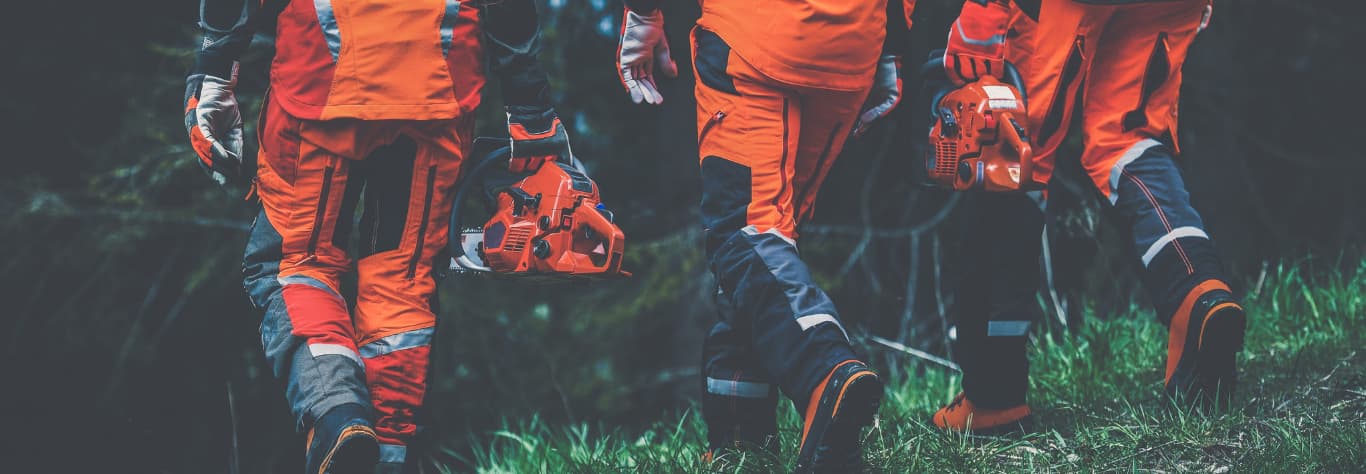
left=243, top=96, right=472, bottom=465
left=692, top=26, right=870, bottom=421
left=951, top=0, right=1230, bottom=409
left=1009, top=0, right=1212, bottom=194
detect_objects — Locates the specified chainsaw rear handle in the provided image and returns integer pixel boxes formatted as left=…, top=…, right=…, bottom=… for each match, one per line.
left=571, top=197, right=625, bottom=270
left=447, top=137, right=589, bottom=263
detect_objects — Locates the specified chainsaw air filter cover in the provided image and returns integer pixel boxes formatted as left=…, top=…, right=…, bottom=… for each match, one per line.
left=926, top=76, right=1040, bottom=192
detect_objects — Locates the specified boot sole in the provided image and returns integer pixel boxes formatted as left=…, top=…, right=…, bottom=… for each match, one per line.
left=321, top=428, right=380, bottom=474
left=798, top=373, right=883, bottom=473
left=962, top=415, right=1033, bottom=437
left=1197, top=305, right=1246, bottom=405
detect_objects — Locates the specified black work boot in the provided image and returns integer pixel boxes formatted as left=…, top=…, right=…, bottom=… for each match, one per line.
left=1166, top=285, right=1246, bottom=409
left=305, top=403, right=379, bottom=474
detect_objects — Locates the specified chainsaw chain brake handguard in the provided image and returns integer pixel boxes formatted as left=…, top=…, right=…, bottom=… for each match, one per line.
left=921, top=52, right=1042, bottom=193
left=446, top=137, right=630, bottom=282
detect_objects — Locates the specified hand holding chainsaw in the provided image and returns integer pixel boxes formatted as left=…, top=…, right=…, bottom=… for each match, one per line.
left=507, top=105, right=572, bottom=173
left=944, top=0, right=1012, bottom=86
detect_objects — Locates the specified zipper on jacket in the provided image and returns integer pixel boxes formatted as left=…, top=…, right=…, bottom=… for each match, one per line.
left=772, top=98, right=791, bottom=215
left=305, top=164, right=336, bottom=260
left=368, top=197, right=382, bottom=255
left=407, top=165, right=438, bottom=279
left=698, top=111, right=726, bottom=144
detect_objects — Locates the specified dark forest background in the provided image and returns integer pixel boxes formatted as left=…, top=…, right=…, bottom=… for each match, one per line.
left=0, top=1, right=1361, bottom=472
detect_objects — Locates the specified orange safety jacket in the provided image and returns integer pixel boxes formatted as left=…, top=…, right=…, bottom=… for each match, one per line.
left=191, top=0, right=549, bottom=121
left=625, top=0, right=918, bottom=92
left=270, top=0, right=485, bottom=120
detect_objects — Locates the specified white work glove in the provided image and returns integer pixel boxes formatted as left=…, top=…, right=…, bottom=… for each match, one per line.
left=184, top=62, right=245, bottom=186
left=852, top=55, right=902, bottom=137
left=617, top=8, right=677, bottom=105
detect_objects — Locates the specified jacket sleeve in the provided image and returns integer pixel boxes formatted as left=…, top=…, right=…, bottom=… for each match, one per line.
left=192, top=0, right=258, bottom=78
left=482, top=0, right=553, bottom=108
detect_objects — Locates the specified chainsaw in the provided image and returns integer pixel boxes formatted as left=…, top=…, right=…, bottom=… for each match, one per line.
left=920, top=52, right=1042, bottom=192
left=446, top=138, right=629, bottom=282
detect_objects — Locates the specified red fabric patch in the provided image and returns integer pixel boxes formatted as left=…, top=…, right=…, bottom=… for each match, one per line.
left=364, top=345, right=432, bottom=445
left=281, top=283, right=355, bottom=348
left=269, top=0, right=337, bottom=119
left=189, top=126, right=214, bottom=167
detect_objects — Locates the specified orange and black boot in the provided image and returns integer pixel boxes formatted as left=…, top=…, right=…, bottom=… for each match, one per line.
left=793, top=360, right=882, bottom=473
left=305, top=403, right=380, bottom=474
left=932, top=392, right=1031, bottom=434
left=1165, top=281, right=1246, bottom=407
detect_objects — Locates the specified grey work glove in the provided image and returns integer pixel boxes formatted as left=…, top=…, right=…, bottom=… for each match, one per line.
left=616, top=8, right=678, bottom=105
left=184, top=62, right=246, bottom=186
left=852, top=55, right=902, bottom=137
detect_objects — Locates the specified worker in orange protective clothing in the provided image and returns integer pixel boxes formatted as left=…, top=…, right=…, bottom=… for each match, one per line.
left=183, top=0, right=570, bottom=472
left=931, top=0, right=1245, bottom=433
left=616, top=0, right=917, bottom=470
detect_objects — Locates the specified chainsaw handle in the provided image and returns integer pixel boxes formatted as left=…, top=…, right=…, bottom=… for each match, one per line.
left=575, top=202, right=622, bottom=263
left=920, top=52, right=1028, bottom=109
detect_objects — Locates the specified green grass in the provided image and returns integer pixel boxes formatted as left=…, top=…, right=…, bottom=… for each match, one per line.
left=440, top=261, right=1366, bottom=473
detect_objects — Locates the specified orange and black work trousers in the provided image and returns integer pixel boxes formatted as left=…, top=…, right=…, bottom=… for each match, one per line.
left=242, top=97, right=472, bottom=465
left=952, top=0, right=1231, bottom=409
left=691, top=27, right=871, bottom=446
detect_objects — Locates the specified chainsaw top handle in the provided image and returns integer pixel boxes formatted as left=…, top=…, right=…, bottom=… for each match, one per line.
left=919, top=50, right=1027, bottom=118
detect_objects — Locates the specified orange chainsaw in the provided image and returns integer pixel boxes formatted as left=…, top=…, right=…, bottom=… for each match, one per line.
left=446, top=138, right=629, bottom=282
left=921, top=53, right=1042, bottom=192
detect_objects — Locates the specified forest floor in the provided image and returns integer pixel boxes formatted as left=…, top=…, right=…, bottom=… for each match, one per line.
left=442, top=262, right=1366, bottom=473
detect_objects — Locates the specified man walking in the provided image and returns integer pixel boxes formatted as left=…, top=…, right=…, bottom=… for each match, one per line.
left=184, top=0, right=570, bottom=471
left=616, top=0, right=917, bottom=470
left=930, top=0, right=1245, bottom=432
